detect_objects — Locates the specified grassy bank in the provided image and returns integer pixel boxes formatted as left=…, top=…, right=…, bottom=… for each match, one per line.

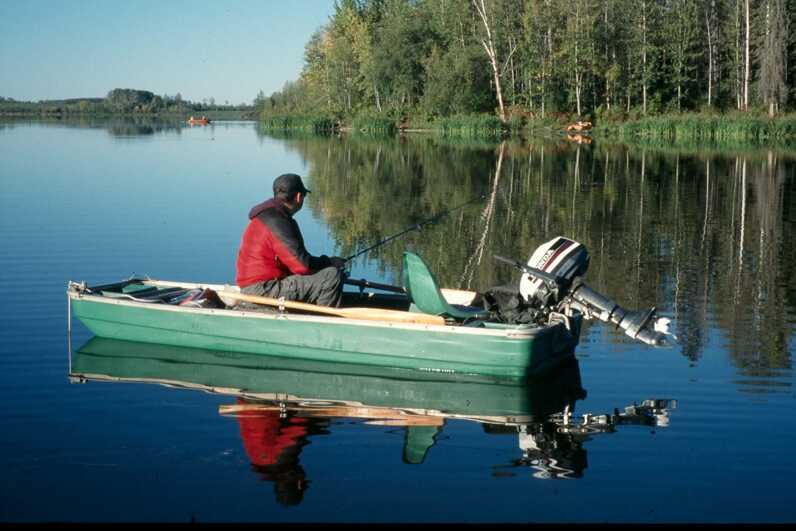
left=256, top=110, right=796, bottom=146
left=259, top=115, right=336, bottom=133
left=596, top=112, right=796, bottom=144
left=347, top=113, right=396, bottom=135
left=435, top=114, right=506, bottom=137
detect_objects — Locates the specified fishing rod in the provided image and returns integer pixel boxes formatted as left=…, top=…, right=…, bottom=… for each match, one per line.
left=344, top=191, right=490, bottom=262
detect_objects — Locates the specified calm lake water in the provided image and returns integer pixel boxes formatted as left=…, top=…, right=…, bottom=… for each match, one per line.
left=1, top=118, right=795, bottom=523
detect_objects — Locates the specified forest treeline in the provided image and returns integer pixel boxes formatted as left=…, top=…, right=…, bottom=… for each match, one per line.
left=258, top=0, right=796, bottom=129
left=0, top=89, right=253, bottom=116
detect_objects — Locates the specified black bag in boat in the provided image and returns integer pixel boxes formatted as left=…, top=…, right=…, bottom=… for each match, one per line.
left=172, top=288, right=225, bottom=309
left=478, top=284, right=545, bottom=325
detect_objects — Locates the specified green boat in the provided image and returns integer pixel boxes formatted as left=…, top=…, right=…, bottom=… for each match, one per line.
left=67, top=253, right=583, bottom=381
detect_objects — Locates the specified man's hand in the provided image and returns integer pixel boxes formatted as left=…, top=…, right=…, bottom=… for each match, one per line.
left=329, top=256, right=347, bottom=269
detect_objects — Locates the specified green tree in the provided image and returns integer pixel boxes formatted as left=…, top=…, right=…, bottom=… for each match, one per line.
left=665, top=0, right=702, bottom=111
left=370, top=0, right=430, bottom=112
left=422, top=44, right=493, bottom=117
left=558, top=0, right=598, bottom=116
left=626, top=0, right=663, bottom=114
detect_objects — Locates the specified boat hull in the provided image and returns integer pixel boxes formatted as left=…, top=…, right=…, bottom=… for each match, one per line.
left=69, top=289, right=581, bottom=381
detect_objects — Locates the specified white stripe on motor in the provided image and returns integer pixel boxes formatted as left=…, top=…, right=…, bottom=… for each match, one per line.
left=530, top=241, right=581, bottom=292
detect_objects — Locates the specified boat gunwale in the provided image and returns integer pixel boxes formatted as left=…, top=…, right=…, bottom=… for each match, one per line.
left=67, top=283, right=556, bottom=339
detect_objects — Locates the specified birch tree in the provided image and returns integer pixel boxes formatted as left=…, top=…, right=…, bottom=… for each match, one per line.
left=758, top=0, right=788, bottom=116
left=473, top=0, right=516, bottom=122
left=744, top=0, right=751, bottom=110
left=704, top=0, right=720, bottom=107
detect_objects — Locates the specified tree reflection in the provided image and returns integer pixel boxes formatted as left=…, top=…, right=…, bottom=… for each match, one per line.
left=267, top=132, right=795, bottom=369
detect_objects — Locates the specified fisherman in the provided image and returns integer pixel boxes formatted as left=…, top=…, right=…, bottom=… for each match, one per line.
left=235, top=173, right=346, bottom=307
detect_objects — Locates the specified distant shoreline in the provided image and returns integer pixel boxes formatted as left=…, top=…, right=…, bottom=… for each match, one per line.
left=0, top=88, right=256, bottom=119
left=0, top=109, right=258, bottom=120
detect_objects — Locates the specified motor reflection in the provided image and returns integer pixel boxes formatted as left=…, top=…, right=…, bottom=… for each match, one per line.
left=491, top=398, right=676, bottom=479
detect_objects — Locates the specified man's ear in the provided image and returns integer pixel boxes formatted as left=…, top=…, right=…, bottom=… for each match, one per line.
left=295, top=192, right=304, bottom=203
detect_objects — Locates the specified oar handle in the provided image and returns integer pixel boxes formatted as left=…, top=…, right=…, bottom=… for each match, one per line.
left=219, top=290, right=344, bottom=316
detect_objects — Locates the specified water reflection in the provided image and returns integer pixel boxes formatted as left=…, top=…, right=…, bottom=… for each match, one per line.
left=0, top=116, right=251, bottom=138
left=0, top=116, right=185, bottom=137
left=264, top=132, right=795, bottom=373
left=499, top=398, right=675, bottom=479
left=235, top=403, right=329, bottom=506
left=70, top=338, right=676, bottom=504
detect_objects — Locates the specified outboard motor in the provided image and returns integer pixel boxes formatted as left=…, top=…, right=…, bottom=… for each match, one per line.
left=495, top=237, right=674, bottom=347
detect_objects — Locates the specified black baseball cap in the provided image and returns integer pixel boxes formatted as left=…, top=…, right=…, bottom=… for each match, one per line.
left=273, top=173, right=311, bottom=196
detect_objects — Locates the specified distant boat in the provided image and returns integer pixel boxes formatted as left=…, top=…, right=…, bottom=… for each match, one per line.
left=187, top=116, right=211, bottom=125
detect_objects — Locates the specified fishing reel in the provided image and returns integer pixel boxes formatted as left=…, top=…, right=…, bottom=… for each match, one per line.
left=496, top=237, right=675, bottom=347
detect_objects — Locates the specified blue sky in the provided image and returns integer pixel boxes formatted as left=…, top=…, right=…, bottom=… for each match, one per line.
left=0, top=0, right=336, bottom=105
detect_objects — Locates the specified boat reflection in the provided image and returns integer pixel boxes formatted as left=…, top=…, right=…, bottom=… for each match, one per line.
left=69, top=337, right=675, bottom=503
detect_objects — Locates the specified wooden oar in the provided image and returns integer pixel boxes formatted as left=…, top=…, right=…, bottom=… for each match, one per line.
left=217, top=290, right=446, bottom=326
left=219, top=403, right=444, bottom=426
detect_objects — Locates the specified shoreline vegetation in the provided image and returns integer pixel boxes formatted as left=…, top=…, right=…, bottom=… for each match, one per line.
left=5, top=100, right=795, bottom=146
left=4, top=89, right=794, bottom=146
left=0, top=89, right=256, bottom=120
left=255, top=111, right=796, bottom=145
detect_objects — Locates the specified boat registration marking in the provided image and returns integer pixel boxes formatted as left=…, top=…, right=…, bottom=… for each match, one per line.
left=418, top=367, right=456, bottom=374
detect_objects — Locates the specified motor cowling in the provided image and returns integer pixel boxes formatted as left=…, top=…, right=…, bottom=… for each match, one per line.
left=519, top=237, right=590, bottom=306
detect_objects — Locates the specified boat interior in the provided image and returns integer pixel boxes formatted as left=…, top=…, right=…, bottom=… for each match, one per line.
left=71, top=252, right=501, bottom=326
left=77, top=277, right=486, bottom=317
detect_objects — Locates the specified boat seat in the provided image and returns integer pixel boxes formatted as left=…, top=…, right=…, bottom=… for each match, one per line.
left=402, top=251, right=490, bottom=320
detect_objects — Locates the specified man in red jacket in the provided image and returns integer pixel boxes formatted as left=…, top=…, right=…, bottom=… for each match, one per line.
left=236, top=173, right=346, bottom=307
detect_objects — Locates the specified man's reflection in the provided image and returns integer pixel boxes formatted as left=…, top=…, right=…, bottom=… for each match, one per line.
left=235, top=399, right=329, bottom=506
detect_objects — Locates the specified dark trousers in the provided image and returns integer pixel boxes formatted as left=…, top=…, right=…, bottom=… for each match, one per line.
left=241, top=267, right=343, bottom=308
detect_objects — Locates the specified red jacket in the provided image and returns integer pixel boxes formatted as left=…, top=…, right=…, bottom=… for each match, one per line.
left=235, top=198, right=329, bottom=287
